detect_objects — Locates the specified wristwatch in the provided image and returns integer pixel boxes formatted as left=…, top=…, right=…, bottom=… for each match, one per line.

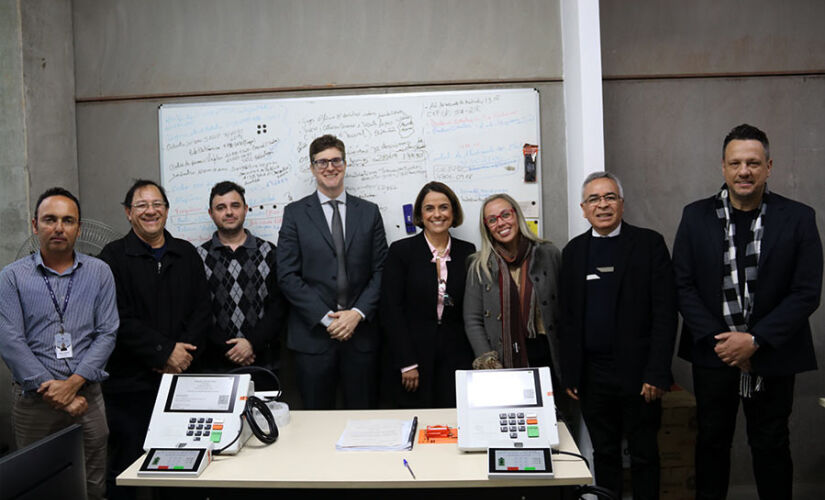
left=752, top=335, right=760, bottom=348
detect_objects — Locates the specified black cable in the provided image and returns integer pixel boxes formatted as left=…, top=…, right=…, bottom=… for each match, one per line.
left=214, top=425, right=242, bottom=455
left=550, top=449, right=618, bottom=500
left=244, top=395, right=279, bottom=444
left=213, top=395, right=278, bottom=454
left=212, top=369, right=281, bottom=454
left=228, top=365, right=282, bottom=399
left=574, top=484, right=619, bottom=500
left=551, top=448, right=590, bottom=470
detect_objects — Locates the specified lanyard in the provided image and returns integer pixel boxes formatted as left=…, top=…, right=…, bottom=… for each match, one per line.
left=40, top=267, right=74, bottom=332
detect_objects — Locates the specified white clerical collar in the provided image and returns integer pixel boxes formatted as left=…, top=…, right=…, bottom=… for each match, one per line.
left=591, top=222, right=622, bottom=238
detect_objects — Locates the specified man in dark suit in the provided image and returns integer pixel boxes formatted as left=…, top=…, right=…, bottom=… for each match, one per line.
left=560, top=171, right=677, bottom=500
left=673, top=124, right=822, bottom=500
left=276, top=134, right=388, bottom=409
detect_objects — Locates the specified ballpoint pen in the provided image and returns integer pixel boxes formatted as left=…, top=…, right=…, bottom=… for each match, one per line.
left=403, top=458, right=416, bottom=479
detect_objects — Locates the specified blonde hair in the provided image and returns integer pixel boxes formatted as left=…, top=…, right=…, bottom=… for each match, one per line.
left=468, top=193, right=546, bottom=282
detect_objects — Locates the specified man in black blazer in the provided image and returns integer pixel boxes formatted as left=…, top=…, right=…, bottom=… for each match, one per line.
left=560, top=171, right=677, bottom=500
left=673, top=124, right=822, bottom=500
left=277, top=134, right=388, bottom=409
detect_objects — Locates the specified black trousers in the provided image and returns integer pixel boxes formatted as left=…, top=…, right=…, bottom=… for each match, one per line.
left=693, top=365, right=794, bottom=500
left=104, top=389, right=156, bottom=500
left=581, top=358, right=662, bottom=500
left=292, top=340, right=378, bottom=410
left=396, top=322, right=473, bottom=409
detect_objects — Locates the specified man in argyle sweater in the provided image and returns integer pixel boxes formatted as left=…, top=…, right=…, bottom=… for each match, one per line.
left=198, top=181, right=287, bottom=386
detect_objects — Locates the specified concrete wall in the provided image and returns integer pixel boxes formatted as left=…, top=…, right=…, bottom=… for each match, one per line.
left=22, top=0, right=79, bottom=198
left=601, top=0, right=825, bottom=77
left=0, top=0, right=28, bottom=455
left=601, top=0, right=825, bottom=494
left=72, top=0, right=562, bottom=98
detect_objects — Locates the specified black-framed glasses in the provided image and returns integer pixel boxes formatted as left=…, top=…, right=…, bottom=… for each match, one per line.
left=312, top=157, right=345, bottom=169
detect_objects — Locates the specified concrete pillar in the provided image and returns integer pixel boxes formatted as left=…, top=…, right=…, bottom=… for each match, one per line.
left=0, top=0, right=30, bottom=454
left=0, top=0, right=78, bottom=453
left=22, top=0, right=79, bottom=197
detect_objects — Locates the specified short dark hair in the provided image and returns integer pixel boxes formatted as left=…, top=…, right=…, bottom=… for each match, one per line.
left=209, top=181, right=246, bottom=208
left=35, top=187, right=81, bottom=221
left=122, top=179, right=169, bottom=208
left=412, top=181, right=464, bottom=228
left=309, top=134, right=346, bottom=163
left=723, top=123, right=770, bottom=159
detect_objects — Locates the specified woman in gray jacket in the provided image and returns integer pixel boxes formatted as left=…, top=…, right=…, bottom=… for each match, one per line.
left=463, top=193, right=562, bottom=379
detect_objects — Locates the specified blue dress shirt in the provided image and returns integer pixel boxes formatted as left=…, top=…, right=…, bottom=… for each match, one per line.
left=0, top=251, right=119, bottom=392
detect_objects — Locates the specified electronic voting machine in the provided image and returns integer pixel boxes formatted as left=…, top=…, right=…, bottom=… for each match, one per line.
left=144, top=373, right=253, bottom=455
left=455, top=367, right=558, bottom=451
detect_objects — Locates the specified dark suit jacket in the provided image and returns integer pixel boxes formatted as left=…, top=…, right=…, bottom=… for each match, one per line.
left=673, top=192, right=822, bottom=376
left=381, top=232, right=475, bottom=376
left=559, top=222, right=677, bottom=394
left=276, top=192, right=388, bottom=354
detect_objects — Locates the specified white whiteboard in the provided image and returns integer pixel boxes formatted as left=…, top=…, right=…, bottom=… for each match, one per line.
left=159, top=88, right=542, bottom=248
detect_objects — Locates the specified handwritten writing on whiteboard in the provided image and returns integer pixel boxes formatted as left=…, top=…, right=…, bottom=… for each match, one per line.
left=159, top=89, right=541, bottom=247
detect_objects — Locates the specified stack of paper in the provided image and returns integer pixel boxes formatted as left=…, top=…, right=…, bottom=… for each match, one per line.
left=335, top=419, right=415, bottom=451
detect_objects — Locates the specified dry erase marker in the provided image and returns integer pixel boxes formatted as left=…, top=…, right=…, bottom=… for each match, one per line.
left=403, top=204, right=415, bottom=234
left=407, top=416, right=418, bottom=450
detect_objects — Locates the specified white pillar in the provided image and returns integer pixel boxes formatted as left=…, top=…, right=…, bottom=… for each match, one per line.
left=560, top=0, right=603, bottom=479
left=562, top=0, right=604, bottom=239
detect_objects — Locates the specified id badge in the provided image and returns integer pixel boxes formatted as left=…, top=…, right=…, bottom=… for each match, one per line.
left=55, top=332, right=73, bottom=359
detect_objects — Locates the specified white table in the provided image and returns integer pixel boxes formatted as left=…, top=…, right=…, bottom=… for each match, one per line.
left=118, top=408, right=591, bottom=490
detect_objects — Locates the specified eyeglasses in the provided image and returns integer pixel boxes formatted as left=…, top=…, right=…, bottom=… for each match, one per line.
left=312, top=157, right=345, bottom=169
left=131, top=201, right=167, bottom=212
left=485, top=209, right=515, bottom=227
left=583, top=193, right=621, bottom=206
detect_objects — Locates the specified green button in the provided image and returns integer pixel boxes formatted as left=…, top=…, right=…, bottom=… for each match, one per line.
left=524, top=467, right=536, bottom=470
left=527, top=426, right=539, bottom=438
left=211, top=431, right=222, bottom=443
left=173, top=466, right=184, bottom=470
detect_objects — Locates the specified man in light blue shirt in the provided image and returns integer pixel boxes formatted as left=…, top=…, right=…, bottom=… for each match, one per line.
left=0, top=187, right=119, bottom=500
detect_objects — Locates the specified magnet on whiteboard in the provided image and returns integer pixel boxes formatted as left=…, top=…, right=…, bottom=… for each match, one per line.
left=403, top=204, right=416, bottom=234
left=519, top=201, right=539, bottom=219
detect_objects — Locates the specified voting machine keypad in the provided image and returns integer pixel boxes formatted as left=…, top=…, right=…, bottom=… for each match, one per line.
left=184, top=417, right=224, bottom=443
left=498, top=412, right=540, bottom=440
